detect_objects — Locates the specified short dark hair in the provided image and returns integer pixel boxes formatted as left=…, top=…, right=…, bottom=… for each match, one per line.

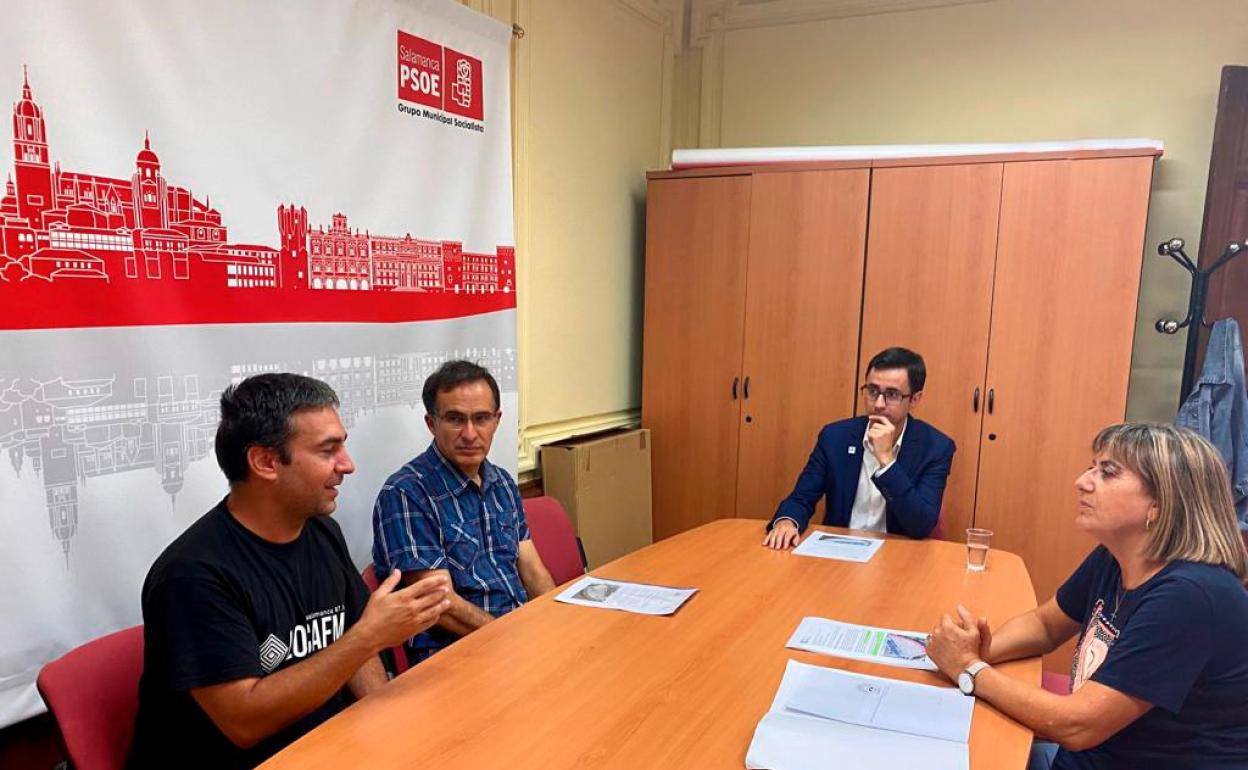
left=422, top=360, right=500, bottom=414
left=866, top=347, right=926, bottom=392
left=214, top=373, right=339, bottom=484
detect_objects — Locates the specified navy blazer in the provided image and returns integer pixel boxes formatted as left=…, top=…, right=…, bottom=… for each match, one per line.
left=769, top=415, right=955, bottom=538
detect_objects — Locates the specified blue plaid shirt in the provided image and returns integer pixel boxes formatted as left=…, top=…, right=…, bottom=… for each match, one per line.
left=371, top=443, right=530, bottom=662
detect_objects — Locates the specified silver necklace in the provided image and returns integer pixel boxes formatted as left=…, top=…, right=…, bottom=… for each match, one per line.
left=1109, top=575, right=1126, bottom=623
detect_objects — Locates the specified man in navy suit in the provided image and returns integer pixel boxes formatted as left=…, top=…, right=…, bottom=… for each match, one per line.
left=763, top=347, right=955, bottom=547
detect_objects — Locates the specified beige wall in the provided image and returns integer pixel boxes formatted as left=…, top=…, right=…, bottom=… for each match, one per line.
left=471, top=0, right=1245, bottom=475
left=466, top=0, right=681, bottom=473
left=697, top=0, right=1248, bottom=421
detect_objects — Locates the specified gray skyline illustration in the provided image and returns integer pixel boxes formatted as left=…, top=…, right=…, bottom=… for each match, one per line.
left=1, top=319, right=517, bottom=564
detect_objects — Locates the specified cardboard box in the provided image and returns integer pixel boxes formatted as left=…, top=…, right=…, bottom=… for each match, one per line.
left=539, top=427, right=653, bottom=569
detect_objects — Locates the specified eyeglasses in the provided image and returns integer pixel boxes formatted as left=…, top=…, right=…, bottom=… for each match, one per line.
left=860, top=384, right=913, bottom=405
left=434, top=411, right=500, bottom=429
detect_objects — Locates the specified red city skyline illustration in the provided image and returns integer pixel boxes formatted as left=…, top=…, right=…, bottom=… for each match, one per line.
left=0, top=68, right=514, bottom=330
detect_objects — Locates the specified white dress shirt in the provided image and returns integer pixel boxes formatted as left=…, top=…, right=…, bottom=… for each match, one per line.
left=847, top=418, right=907, bottom=533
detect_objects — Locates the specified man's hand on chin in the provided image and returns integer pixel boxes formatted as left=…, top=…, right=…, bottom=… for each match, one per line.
left=866, top=415, right=898, bottom=465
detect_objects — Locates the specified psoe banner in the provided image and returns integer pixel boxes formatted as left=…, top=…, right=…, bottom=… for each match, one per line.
left=0, top=0, right=516, bottom=727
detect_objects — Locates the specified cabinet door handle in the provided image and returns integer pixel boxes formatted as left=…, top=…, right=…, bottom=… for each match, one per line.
left=972, top=387, right=980, bottom=413
left=743, top=376, right=751, bottom=399
left=987, top=388, right=995, bottom=414
left=731, top=376, right=739, bottom=400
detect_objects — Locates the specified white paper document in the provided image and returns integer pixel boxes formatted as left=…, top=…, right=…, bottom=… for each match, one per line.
left=784, top=668, right=971, bottom=743
left=791, top=532, right=885, bottom=562
left=786, top=617, right=937, bottom=671
left=553, top=576, right=697, bottom=616
left=745, top=660, right=973, bottom=770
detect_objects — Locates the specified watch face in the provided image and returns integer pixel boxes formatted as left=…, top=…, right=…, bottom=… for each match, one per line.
left=958, top=672, right=973, bottom=694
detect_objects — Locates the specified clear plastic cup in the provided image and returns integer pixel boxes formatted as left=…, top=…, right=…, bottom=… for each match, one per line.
left=966, top=528, right=993, bottom=572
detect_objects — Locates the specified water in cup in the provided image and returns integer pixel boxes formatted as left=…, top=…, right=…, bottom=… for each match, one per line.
left=966, top=543, right=989, bottom=572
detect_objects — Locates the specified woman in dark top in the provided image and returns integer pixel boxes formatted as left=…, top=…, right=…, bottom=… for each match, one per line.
left=927, top=422, right=1248, bottom=770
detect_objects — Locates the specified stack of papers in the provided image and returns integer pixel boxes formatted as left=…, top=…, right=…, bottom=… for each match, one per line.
left=746, top=660, right=974, bottom=770
left=792, top=532, right=884, bottom=562
left=553, top=576, right=697, bottom=615
left=786, top=617, right=937, bottom=671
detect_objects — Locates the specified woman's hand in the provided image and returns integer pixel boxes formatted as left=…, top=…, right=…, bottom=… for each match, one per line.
left=927, top=605, right=986, bottom=681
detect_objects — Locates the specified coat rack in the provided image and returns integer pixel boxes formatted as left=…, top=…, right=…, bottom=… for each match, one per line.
left=1155, top=237, right=1245, bottom=400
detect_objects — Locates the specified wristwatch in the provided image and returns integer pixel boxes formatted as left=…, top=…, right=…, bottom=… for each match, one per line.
left=958, top=660, right=990, bottom=696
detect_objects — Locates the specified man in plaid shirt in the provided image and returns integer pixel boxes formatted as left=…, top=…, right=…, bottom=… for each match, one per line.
left=371, top=360, right=555, bottom=665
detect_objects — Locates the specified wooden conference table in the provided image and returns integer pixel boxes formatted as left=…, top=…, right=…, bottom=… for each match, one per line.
left=261, top=520, right=1041, bottom=769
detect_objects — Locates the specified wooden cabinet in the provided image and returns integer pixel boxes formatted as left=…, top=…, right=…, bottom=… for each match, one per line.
left=857, top=162, right=1003, bottom=541
left=973, top=157, right=1153, bottom=666
left=641, top=176, right=751, bottom=539
left=642, top=169, right=869, bottom=540
left=855, top=156, right=1154, bottom=665
left=735, top=170, right=870, bottom=523
left=644, top=149, right=1157, bottom=662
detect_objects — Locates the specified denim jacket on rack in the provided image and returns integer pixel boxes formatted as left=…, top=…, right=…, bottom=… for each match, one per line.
left=1176, top=318, right=1248, bottom=528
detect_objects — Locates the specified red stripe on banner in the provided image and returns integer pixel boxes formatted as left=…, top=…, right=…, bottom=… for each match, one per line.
left=0, top=277, right=516, bottom=330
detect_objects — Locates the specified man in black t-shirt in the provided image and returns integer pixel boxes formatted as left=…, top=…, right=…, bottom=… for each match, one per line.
left=127, top=374, right=452, bottom=770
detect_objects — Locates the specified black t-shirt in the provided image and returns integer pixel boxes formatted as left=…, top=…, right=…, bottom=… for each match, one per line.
left=127, top=499, right=370, bottom=770
left=1052, top=546, right=1248, bottom=769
